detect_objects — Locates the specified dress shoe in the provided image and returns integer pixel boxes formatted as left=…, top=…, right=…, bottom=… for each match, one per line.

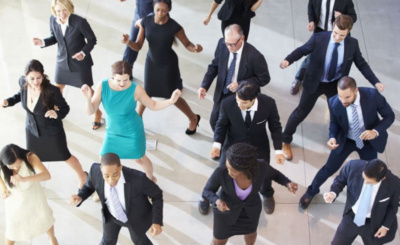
left=186, top=114, right=201, bottom=135
left=290, top=79, right=302, bottom=95
left=198, top=199, right=210, bottom=215
left=299, top=192, right=314, bottom=210
left=263, top=196, right=275, bottom=214
left=282, top=143, right=293, bottom=161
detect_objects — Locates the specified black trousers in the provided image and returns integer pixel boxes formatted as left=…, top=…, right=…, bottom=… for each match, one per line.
left=101, top=210, right=152, bottom=245
left=307, top=139, right=377, bottom=196
left=332, top=210, right=381, bottom=245
left=283, top=81, right=338, bottom=144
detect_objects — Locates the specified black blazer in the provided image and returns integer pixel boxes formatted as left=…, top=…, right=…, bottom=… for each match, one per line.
left=331, top=159, right=400, bottom=244
left=77, top=164, right=163, bottom=235
left=201, top=38, right=270, bottom=103
left=5, top=76, right=69, bottom=138
left=285, top=31, right=380, bottom=94
left=328, top=87, right=394, bottom=154
left=43, top=14, right=96, bottom=72
left=214, top=93, right=282, bottom=160
left=216, top=0, right=257, bottom=21
left=202, top=160, right=290, bottom=225
left=308, top=0, right=357, bottom=25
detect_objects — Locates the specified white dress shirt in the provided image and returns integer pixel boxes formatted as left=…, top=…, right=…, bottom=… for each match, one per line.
left=318, top=0, right=336, bottom=31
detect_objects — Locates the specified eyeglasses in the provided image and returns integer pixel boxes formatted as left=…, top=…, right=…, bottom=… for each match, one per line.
left=224, top=37, right=242, bottom=47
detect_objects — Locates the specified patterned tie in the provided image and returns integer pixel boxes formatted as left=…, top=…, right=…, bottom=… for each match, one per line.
left=327, top=43, right=340, bottom=81
left=353, top=184, right=373, bottom=226
left=224, top=53, right=237, bottom=94
left=350, top=104, right=364, bottom=149
left=324, top=0, right=331, bottom=31
left=245, top=110, right=251, bottom=128
left=109, top=186, right=128, bottom=223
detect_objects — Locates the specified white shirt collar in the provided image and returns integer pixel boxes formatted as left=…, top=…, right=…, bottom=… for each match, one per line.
left=247, top=98, right=258, bottom=112
left=56, top=17, right=69, bottom=27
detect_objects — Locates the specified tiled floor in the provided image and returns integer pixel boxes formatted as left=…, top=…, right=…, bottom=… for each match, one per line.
left=0, top=0, right=399, bottom=244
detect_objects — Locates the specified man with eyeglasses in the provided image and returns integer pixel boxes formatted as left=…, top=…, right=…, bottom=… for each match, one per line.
left=198, top=24, right=270, bottom=132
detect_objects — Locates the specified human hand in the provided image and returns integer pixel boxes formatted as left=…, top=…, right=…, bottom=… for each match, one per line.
left=169, top=89, right=182, bottom=104
left=81, top=84, right=93, bottom=100
left=70, top=195, right=82, bottom=206
left=216, top=199, right=230, bottom=212
left=375, top=83, right=385, bottom=92
left=226, top=82, right=238, bottom=92
left=279, top=60, right=289, bottom=69
left=323, top=192, right=336, bottom=203
left=203, top=16, right=211, bottom=26
left=286, top=182, right=298, bottom=195
left=10, top=174, right=24, bottom=185
left=44, top=110, right=58, bottom=119
left=374, top=227, right=388, bottom=238
left=33, top=38, right=43, bottom=46
left=194, top=44, right=203, bottom=53
left=72, top=52, right=84, bottom=61
left=1, top=189, right=10, bottom=199
left=360, top=130, right=377, bottom=141
left=210, top=147, right=221, bottom=159
left=327, top=138, right=339, bottom=150
left=121, top=34, right=130, bottom=44
left=334, top=11, right=342, bottom=18
left=275, top=154, right=285, bottom=164
left=134, top=19, right=142, bottom=28
left=198, top=88, right=207, bottom=100
left=2, top=99, right=8, bottom=107
left=307, top=21, right=315, bottom=32
left=150, top=224, right=163, bottom=237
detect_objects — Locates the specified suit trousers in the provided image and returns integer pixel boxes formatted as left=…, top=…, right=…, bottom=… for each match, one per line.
left=332, top=210, right=382, bottom=245
left=101, top=209, right=152, bottom=245
left=307, top=139, right=377, bottom=196
left=210, top=93, right=235, bottom=131
left=283, top=81, right=338, bottom=143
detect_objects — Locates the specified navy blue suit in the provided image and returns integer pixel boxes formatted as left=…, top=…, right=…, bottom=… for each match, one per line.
left=282, top=31, right=380, bottom=143
left=307, top=87, right=394, bottom=196
left=330, top=160, right=400, bottom=244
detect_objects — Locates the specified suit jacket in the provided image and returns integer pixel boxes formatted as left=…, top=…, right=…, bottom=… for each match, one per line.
left=201, top=38, right=270, bottom=103
left=6, top=76, right=70, bottom=138
left=44, top=14, right=96, bottom=72
left=285, top=31, right=380, bottom=94
left=331, top=159, right=400, bottom=244
left=202, top=159, right=290, bottom=225
left=328, top=87, right=394, bottom=154
left=216, top=0, right=257, bottom=21
left=78, top=164, right=163, bottom=235
left=308, top=0, right=357, bottom=25
left=214, top=93, right=282, bottom=160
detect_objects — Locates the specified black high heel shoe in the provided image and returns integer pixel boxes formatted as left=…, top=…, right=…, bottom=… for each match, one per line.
left=185, top=114, right=201, bottom=135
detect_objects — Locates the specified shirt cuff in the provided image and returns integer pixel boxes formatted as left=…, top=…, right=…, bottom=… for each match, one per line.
left=372, top=129, right=379, bottom=138
left=79, top=51, right=86, bottom=58
left=213, top=142, right=221, bottom=149
left=41, top=39, right=45, bottom=47
left=382, top=226, right=389, bottom=230
left=275, top=150, right=283, bottom=155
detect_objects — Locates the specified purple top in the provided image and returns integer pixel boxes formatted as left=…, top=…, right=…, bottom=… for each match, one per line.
left=233, top=179, right=252, bottom=201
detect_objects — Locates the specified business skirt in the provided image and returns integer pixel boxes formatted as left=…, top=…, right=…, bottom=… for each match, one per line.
left=213, top=207, right=258, bottom=239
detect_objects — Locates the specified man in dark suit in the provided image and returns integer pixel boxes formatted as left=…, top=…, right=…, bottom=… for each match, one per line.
left=199, top=82, right=287, bottom=215
left=291, top=0, right=357, bottom=95
left=299, top=76, right=394, bottom=209
left=279, top=15, right=385, bottom=161
left=71, top=153, right=163, bottom=245
left=323, top=159, right=400, bottom=244
left=198, top=24, right=270, bottom=131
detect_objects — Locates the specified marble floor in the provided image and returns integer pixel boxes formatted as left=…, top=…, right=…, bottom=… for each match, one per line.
left=0, top=0, right=399, bottom=244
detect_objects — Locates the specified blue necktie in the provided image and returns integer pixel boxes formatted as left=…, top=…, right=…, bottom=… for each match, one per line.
left=350, top=104, right=364, bottom=149
left=353, top=184, right=373, bottom=226
left=327, top=43, right=340, bottom=81
left=224, top=53, right=237, bottom=94
left=109, top=186, right=128, bottom=223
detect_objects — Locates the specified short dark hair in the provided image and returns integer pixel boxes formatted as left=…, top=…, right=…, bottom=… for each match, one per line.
left=153, top=0, right=171, bottom=10
left=226, top=143, right=259, bottom=181
left=111, top=61, right=132, bottom=77
left=333, top=14, right=353, bottom=31
left=364, top=159, right=387, bottom=182
left=236, top=81, right=259, bottom=101
left=337, top=76, right=357, bottom=91
left=101, top=153, right=121, bottom=167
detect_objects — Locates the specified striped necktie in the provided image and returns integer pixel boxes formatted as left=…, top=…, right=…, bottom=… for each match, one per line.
left=350, top=104, right=364, bottom=149
left=109, top=186, right=128, bottom=223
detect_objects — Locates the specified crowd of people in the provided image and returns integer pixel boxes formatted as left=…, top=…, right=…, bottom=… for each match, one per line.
left=1, top=0, right=399, bottom=245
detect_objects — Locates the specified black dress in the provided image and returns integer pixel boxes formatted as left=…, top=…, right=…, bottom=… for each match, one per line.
left=5, top=77, right=71, bottom=161
left=141, top=15, right=183, bottom=98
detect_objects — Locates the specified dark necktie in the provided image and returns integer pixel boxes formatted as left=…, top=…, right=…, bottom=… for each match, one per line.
left=324, top=0, right=331, bottom=31
left=224, top=53, right=237, bottom=94
left=245, top=110, right=251, bottom=128
left=327, top=43, right=340, bottom=81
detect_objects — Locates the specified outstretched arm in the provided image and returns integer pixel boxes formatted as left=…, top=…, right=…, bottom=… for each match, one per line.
left=203, top=1, right=220, bottom=25
left=175, top=29, right=203, bottom=53
left=134, top=85, right=181, bottom=111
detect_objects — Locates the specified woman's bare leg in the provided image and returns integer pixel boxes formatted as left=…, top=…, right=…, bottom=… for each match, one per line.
left=65, top=155, right=87, bottom=188
left=244, top=232, right=257, bottom=245
left=4, top=237, right=15, bottom=245
left=174, top=97, right=198, bottom=131
left=135, top=154, right=156, bottom=182
left=46, top=226, right=59, bottom=245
